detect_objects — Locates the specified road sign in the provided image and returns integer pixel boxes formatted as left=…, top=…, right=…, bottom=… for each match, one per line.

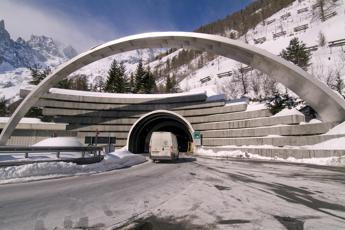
left=193, top=131, right=202, bottom=146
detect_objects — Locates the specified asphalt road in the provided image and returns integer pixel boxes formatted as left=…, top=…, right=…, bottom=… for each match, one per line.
left=0, top=156, right=345, bottom=229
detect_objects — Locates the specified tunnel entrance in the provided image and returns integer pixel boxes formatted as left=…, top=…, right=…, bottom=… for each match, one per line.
left=128, top=111, right=193, bottom=154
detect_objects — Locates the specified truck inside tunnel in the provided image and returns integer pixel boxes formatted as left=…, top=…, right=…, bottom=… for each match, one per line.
left=128, top=112, right=193, bottom=154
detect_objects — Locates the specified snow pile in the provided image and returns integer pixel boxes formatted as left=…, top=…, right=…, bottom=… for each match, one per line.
left=326, top=121, right=345, bottom=135
left=195, top=147, right=345, bottom=167
left=307, top=137, right=345, bottom=150
left=0, top=148, right=146, bottom=184
left=273, top=108, right=304, bottom=117
left=32, top=137, right=83, bottom=147
left=48, top=87, right=206, bottom=99
left=0, top=117, right=60, bottom=124
left=195, top=148, right=273, bottom=160
left=246, top=102, right=267, bottom=111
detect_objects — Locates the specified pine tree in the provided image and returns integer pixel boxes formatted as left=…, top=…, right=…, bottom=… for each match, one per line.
left=165, top=74, right=179, bottom=93
left=165, top=75, right=172, bottom=93
left=29, top=64, right=51, bottom=85
left=142, top=66, right=156, bottom=94
left=280, top=37, right=311, bottom=71
left=104, top=60, right=127, bottom=93
left=0, top=96, right=8, bottom=116
left=134, top=59, right=146, bottom=93
left=129, top=73, right=135, bottom=93
left=334, top=72, right=345, bottom=97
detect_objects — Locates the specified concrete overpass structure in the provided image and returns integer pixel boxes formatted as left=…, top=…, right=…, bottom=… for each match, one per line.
left=1, top=32, right=345, bottom=158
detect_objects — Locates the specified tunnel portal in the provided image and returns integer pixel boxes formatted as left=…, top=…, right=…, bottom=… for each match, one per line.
left=128, top=112, right=193, bottom=154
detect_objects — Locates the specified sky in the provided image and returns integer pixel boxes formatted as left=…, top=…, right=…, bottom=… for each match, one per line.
left=0, top=0, right=252, bottom=52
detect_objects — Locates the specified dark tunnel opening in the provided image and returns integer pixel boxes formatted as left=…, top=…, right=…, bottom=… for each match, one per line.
left=128, top=112, right=193, bottom=154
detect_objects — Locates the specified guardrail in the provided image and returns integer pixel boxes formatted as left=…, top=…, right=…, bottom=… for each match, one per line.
left=328, top=38, right=345, bottom=47
left=0, top=146, right=103, bottom=159
left=273, top=31, right=286, bottom=39
left=281, top=12, right=291, bottom=20
left=200, top=76, right=211, bottom=83
left=322, top=11, right=337, bottom=21
left=217, top=71, right=233, bottom=78
left=305, top=45, right=318, bottom=52
left=294, top=24, right=309, bottom=32
left=297, top=7, right=309, bottom=14
left=254, top=37, right=266, bottom=44
left=239, top=66, right=253, bottom=74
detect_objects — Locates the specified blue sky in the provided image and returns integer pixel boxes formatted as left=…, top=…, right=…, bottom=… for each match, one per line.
left=0, top=0, right=252, bottom=51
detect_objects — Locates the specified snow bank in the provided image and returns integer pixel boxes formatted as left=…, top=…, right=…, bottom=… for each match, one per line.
left=0, top=148, right=147, bottom=184
left=33, top=137, right=83, bottom=147
left=246, top=103, right=267, bottom=111
left=49, top=87, right=206, bottom=99
left=195, top=148, right=345, bottom=167
left=0, top=117, right=58, bottom=124
left=307, top=137, right=345, bottom=150
left=326, top=121, right=345, bottom=135
left=273, top=108, right=304, bottom=117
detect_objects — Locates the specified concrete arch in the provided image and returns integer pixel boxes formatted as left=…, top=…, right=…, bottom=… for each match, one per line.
left=1, top=31, right=345, bottom=145
left=127, top=110, right=194, bottom=153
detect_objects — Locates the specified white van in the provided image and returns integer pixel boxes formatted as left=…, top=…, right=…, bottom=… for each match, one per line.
left=149, top=132, right=179, bottom=161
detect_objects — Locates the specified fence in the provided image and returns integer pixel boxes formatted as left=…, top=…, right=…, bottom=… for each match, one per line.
left=254, top=37, right=266, bottom=44
left=200, top=76, right=211, bottom=83
left=294, top=24, right=309, bottom=32
left=217, top=71, right=233, bottom=78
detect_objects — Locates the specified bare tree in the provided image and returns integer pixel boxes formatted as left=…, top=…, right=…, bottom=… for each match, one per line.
left=262, top=74, right=277, bottom=98
left=318, top=31, right=326, bottom=47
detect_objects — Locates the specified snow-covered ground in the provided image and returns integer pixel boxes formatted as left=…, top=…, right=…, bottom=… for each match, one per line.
left=0, top=137, right=147, bottom=184
left=195, top=119, right=345, bottom=167
left=195, top=148, right=345, bottom=167
left=0, top=148, right=146, bottom=185
left=179, top=0, right=345, bottom=98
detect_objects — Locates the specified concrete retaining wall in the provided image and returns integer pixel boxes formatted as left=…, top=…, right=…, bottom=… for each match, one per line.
left=13, top=87, right=343, bottom=156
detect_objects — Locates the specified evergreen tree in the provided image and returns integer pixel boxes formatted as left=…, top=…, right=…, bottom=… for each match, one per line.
left=165, top=74, right=179, bottom=93
left=0, top=96, right=8, bottom=116
left=142, top=66, right=156, bottom=94
left=129, top=73, right=135, bottom=93
left=280, top=37, right=311, bottom=71
left=134, top=59, right=146, bottom=93
left=104, top=60, right=127, bottom=93
left=29, top=64, right=51, bottom=85
left=165, top=75, right=172, bottom=93
left=333, top=72, right=345, bottom=98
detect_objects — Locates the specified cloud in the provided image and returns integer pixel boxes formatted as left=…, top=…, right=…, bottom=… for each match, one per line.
left=0, top=0, right=118, bottom=52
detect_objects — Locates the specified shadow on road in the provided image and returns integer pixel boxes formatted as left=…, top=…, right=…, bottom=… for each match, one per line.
left=152, top=157, right=196, bottom=164
left=195, top=161, right=345, bottom=222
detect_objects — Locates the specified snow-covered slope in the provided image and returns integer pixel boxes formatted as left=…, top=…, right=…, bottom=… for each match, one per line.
left=178, top=0, right=345, bottom=99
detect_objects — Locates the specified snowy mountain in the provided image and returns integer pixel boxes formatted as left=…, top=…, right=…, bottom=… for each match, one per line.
left=0, top=17, right=160, bottom=102
left=0, top=19, right=80, bottom=101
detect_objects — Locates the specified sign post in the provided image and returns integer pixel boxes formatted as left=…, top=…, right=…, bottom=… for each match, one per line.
left=193, top=131, right=202, bottom=146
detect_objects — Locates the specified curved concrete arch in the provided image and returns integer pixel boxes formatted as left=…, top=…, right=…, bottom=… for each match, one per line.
left=1, top=31, right=345, bottom=145
left=127, top=110, right=194, bottom=153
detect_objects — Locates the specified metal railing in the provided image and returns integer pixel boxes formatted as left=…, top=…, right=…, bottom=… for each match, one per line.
left=0, top=146, right=103, bottom=159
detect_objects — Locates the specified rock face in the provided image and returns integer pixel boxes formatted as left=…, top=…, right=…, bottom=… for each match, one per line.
left=0, top=20, right=77, bottom=70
